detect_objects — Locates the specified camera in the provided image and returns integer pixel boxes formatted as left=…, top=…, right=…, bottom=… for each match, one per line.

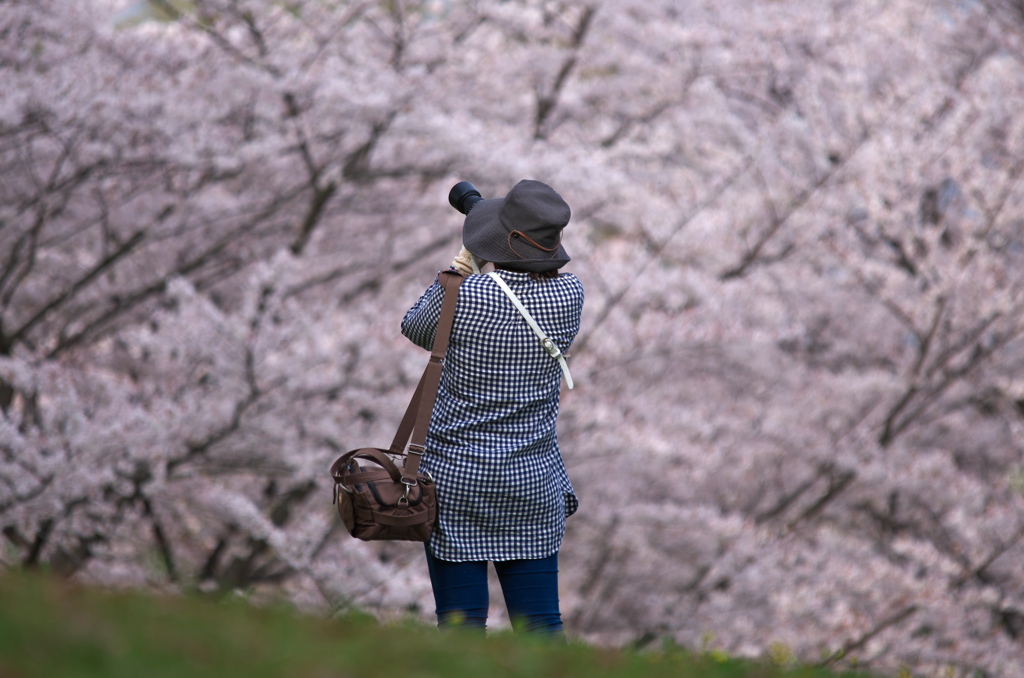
left=448, top=181, right=484, bottom=215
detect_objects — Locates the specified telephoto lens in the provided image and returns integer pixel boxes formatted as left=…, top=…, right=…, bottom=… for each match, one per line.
left=449, top=181, right=484, bottom=215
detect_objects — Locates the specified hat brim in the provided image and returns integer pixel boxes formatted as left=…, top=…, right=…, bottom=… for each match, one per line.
left=463, top=199, right=571, bottom=272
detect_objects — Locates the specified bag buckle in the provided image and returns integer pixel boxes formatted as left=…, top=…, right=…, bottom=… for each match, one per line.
left=397, top=477, right=417, bottom=506
left=400, top=443, right=424, bottom=504
left=334, top=482, right=353, bottom=505
left=540, top=337, right=562, bottom=359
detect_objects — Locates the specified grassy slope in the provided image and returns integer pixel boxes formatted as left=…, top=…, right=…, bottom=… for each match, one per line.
left=0, top=571, right=880, bottom=678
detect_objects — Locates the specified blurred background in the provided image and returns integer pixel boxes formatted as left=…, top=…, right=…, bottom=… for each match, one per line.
left=2, top=1, right=1023, bottom=675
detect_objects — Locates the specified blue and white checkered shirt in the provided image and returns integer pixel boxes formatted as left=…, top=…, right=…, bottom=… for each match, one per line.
left=401, top=269, right=583, bottom=562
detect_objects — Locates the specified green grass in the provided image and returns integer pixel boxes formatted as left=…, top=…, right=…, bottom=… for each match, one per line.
left=0, top=570, right=880, bottom=678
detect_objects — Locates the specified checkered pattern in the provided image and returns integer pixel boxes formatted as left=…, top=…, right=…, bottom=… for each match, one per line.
left=401, top=269, right=584, bottom=562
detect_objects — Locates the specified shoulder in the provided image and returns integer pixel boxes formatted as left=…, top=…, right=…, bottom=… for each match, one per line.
left=557, top=272, right=583, bottom=292
left=458, top=270, right=582, bottom=299
left=552, top=272, right=584, bottom=305
left=456, top=273, right=496, bottom=298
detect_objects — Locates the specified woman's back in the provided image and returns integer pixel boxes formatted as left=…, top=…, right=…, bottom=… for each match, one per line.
left=408, top=178, right=580, bottom=635
left=401, top=269, right=583, bottom=562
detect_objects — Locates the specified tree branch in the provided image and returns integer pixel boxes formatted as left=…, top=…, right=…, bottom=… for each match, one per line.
left=7, top=229, right=147, bottom=351
left=534, top=6, right=596, bottom=140
left=820, top=604, right=918, bottom=667
left=878, top=297, right=946, bottom=446
left=719, top=131, right=868, bottom=281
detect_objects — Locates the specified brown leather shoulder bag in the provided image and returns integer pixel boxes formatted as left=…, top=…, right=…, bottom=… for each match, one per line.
left=329, top=270, right=463, bottom=542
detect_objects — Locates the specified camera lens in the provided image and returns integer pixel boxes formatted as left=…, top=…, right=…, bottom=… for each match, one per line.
left=449, top=181, right=484, bottom=215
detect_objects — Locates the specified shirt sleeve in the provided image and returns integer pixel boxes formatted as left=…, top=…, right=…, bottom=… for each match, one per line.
left=564, top=275, right=584, bottom=352
left=400, top=273, right=447, bottom=350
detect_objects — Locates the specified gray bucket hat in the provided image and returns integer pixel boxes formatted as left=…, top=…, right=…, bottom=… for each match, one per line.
left=462, top=179, right=571, bottom=272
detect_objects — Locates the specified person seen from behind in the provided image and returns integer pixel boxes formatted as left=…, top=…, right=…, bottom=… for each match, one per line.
left=401, top=179, right=583, bottom=637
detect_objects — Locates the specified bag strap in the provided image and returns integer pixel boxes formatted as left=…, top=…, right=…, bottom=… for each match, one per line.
left=390, top=270, right=464, bottom=484
left=387, top=370, right=428, bottom=456
left=487, top=271, right=574, bottom=390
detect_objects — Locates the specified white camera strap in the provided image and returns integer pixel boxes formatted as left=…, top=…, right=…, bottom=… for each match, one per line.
left=488, top=272, right=574, bottom=390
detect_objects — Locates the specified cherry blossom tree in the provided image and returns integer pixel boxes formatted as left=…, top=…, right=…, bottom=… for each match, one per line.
left=2, top=1, right=1023, bottom=676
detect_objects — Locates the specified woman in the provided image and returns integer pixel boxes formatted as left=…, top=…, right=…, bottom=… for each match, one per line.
left=401, top=179, right=584, bottom=636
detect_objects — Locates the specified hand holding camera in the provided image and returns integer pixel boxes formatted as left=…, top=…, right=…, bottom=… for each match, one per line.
left=449, top=181, right=487, bottom=275
left=452, top=245, right=485, bottom=275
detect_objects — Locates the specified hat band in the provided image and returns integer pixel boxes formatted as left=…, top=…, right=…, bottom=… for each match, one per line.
left=508, top=230, right=563, bottom=260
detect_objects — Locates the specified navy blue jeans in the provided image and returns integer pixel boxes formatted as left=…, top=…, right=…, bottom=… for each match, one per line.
left=424, top=547, right=564, bottom=636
